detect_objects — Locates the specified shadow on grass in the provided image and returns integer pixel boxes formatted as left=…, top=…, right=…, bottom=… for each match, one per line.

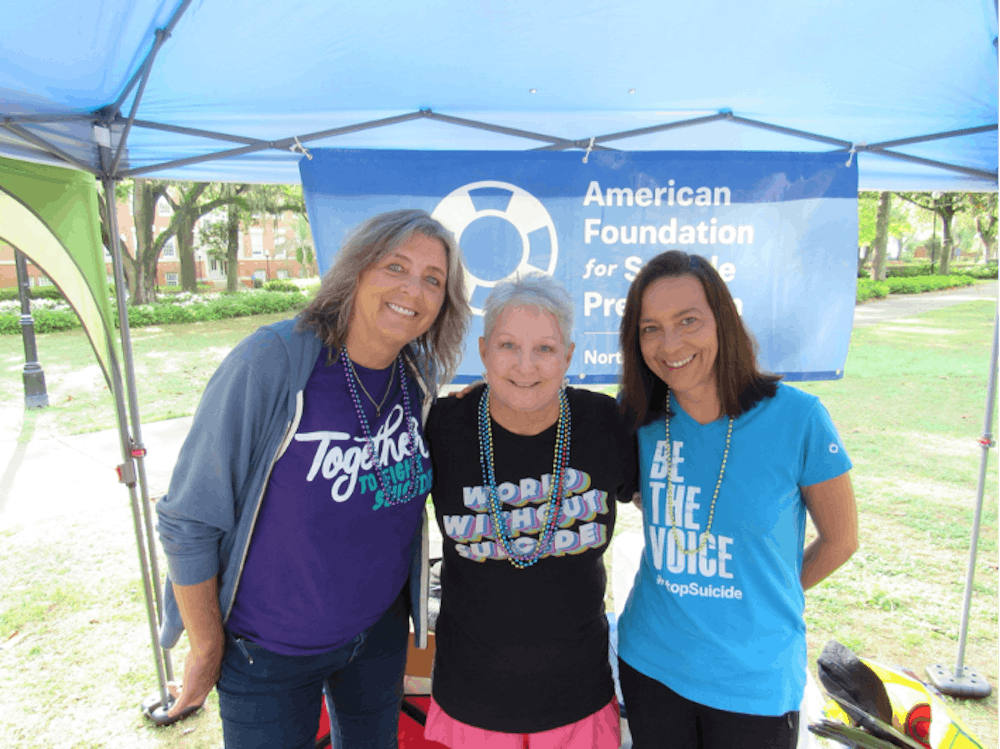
left=0, top=410, right=36, bottom=516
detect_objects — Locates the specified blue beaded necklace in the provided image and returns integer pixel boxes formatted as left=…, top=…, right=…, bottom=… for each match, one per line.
left=343, top=351, right=422, bottom=507
left=477, top=385, right=571, bottom=569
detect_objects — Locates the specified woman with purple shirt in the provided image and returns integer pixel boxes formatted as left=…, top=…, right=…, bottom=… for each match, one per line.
left=155, top=209, right=470, bottom=748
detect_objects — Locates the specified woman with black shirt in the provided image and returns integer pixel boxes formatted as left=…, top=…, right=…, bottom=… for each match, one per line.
left=423, top=274, right=634, bottom=749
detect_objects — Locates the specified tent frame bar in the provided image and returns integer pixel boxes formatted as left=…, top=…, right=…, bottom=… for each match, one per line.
left=535, top=112, right=730, bottom=150
left=866, top=124, right=997, bottom=150
left=2, top=107, right=996, bottom=185
left=131, top=118, right=268, bottom=146
left=108, top=0, right=194, bottom=115
left=419, top=109, right=603, bottom=147
left=726, top=113, right=853, bottom=148
left=1, top=120, right=98, bottom=175
left=109, top=26, right=170, bottom=175
left=1, top=113, right=97, bottom=123
left=111, top=109, right=1000, bottom=184
left=858, top=147, right=995, bottom=181
left=119, top=111, right=427, bottom=177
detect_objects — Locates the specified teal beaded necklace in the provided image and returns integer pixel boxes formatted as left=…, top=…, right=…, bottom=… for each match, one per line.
left=477, top=385, right=571, bottom=569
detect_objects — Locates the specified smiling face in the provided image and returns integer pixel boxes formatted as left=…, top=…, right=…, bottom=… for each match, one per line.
left=479, top=304, right=574, bottom=431
left=639, top=274, right=720, bottom=414
left=346, top=232, right=448, bottom=368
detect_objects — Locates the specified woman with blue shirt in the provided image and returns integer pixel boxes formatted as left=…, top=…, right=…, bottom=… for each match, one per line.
left=155, top=209, right=470, bottom=748
left=616, top=250, right=858, bottom=749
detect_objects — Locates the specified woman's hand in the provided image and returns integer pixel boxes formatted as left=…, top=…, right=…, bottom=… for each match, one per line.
left=168, top=578, right=226, bottom=718
left=450, top=380, right=484, bottom=399
left=801, top=472, right=858, bottom=590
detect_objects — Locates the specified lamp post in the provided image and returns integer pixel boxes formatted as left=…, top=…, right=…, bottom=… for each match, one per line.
left=14, top=249, right=48, bottom=408
left=264, top=249, right=270, bottom=282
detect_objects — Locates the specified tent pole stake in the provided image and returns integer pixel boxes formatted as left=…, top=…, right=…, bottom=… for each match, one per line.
left=100, top=174, right=177, bottom=716
left=925, top=312, right=997, bottom=700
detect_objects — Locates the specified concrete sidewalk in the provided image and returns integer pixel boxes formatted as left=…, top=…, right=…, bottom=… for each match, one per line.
left=1, top=281, right=995, bottom=531
left=0, top=414, right=193, bottom=530
left=852, top=279, right=996, bottom=327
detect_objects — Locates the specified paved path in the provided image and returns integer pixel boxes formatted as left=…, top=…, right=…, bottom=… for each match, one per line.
left=852, top=280, right=996, bottom=327
left=1, top=282, right=995, bottom=530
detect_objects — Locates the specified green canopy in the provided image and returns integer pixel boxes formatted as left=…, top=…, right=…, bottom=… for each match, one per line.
left=0, top=156, right=117, bottom=386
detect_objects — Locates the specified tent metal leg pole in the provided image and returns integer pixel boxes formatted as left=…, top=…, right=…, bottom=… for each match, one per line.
left=925, top=311, right=997, bottom=699
left=101, top=191, right=173, bottom=681
left=101, top=176, right=173, bottom=710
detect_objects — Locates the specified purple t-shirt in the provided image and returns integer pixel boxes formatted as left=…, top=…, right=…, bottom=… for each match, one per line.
left=226, top=350, right=432, bottom=655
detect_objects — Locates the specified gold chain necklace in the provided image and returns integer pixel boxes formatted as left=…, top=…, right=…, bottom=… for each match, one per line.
left=663, top=388, right=733, bottom=556
left=345, top=356, right=395, bottom=417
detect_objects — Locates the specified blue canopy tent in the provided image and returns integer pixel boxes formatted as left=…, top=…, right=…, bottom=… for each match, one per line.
left=2, top=0, right=996, bottom=188
left=1, top=0, right=997, bottom=728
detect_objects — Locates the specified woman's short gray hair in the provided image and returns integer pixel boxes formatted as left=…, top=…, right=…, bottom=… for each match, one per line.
left=481, top=273, right=574, bottom=345
left=298, top=209, right=471, bottom=387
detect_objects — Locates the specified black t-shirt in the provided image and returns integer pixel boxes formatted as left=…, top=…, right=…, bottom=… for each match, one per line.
left=426, top=385, right=634, bottom=733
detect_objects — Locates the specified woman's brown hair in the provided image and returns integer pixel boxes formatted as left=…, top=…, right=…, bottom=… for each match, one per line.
left=619, top=250, right=779, bottom=430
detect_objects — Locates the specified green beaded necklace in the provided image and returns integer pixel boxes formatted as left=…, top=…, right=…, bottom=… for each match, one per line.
left=663, top=388, right=734, bottom=556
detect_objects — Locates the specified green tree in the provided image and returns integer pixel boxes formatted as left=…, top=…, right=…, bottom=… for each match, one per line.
left=199, top=185, right=308, bottom=292
left=121, top=179, right=176, bottom=304
left=857, top=193, right=877, bottom=273
left=161, top=183, right=270, bottom=293
left=968, top=192, right=998, bottom=263
left=895, top=192, right=966, bottom=275
left=858, top=191, right=911, bottom=275
left=871, top=192, right=892, bottom=281
left=290, top=213, right=317, bottom=278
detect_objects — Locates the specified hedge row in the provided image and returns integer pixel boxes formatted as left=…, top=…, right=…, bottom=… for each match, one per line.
left=263, top=279, right=301, bottom=293
left=885, top=275, right=976, bottom=294
left=0, top=281, right=306, bottom=305
left=954, top=265, right=1000, bottom=280
left=0, top=286, right=66, bottom=303
left=859, top=264, right=998, bottom=280
left=855, top=274, right=976, bottom=302
left=0, top=290, right=307, bottom=335
left=886, top=264, right=932, bottom=278
left=856, top=279, right=890, bottom=302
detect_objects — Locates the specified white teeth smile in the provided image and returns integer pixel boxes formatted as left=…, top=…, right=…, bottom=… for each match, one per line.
left=511, top=381, right=538, bottom=388
left=387, top=303, right=417, bottom=317
left=666, top=355, right=694, bottom=368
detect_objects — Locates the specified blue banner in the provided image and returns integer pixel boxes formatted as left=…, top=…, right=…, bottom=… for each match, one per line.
left=301, top=150, right=858, bottom=383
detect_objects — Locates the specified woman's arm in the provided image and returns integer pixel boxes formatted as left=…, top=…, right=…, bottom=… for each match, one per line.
left=167, top=577, right=225, bottom=718
left=800, top=472, right=858, bottom=590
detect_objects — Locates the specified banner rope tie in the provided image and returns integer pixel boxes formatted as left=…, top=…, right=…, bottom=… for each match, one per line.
left=582, top=136, right=595, bottom=164
left=290, top=136, right=313, bottom=160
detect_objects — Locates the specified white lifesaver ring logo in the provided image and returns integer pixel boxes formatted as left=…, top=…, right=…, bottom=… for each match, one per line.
left=431, top=180, right=558, bottom=315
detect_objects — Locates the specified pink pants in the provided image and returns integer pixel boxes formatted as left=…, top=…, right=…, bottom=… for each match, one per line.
left=423, top=696, right=620, bottom=749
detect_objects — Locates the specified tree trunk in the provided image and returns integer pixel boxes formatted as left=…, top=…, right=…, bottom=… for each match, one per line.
left=132, top=179, right=158, bottom=305
left=975, top=214, right=997, bottom=264
left=175, top=183, right=209, bottom=292
left=871, top=192, right=891, bottom=281
left=938, top=209, right=954, bottom=275
left=857, top=245, right=870, bottom=275
left=226, top=206, right=240, bottom=293
left=177, top=209, right=198, bottom=291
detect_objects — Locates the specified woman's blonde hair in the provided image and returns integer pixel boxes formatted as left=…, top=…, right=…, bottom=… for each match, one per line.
left=298, top=209, right=471, bottom=387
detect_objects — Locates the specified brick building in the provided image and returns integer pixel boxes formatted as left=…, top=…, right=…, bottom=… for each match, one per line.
left=0, top=195, right=316, bottom=291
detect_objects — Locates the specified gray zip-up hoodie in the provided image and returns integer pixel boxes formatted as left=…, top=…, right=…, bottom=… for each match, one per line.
left=155, top=318, right=430, bottom=650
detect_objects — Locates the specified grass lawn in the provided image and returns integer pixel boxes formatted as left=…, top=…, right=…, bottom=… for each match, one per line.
left=0, top=299, right=997, bottom=747
left=795, top=302, right=998, bottom=746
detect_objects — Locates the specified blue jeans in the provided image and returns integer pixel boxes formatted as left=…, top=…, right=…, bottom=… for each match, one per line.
left=217, top=595, right=408, bottom=749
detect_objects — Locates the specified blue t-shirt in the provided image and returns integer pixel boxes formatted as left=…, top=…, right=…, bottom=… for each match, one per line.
left=227, top=351, right=432, bottom=655
left=617, top=383, right=852, bottom=716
